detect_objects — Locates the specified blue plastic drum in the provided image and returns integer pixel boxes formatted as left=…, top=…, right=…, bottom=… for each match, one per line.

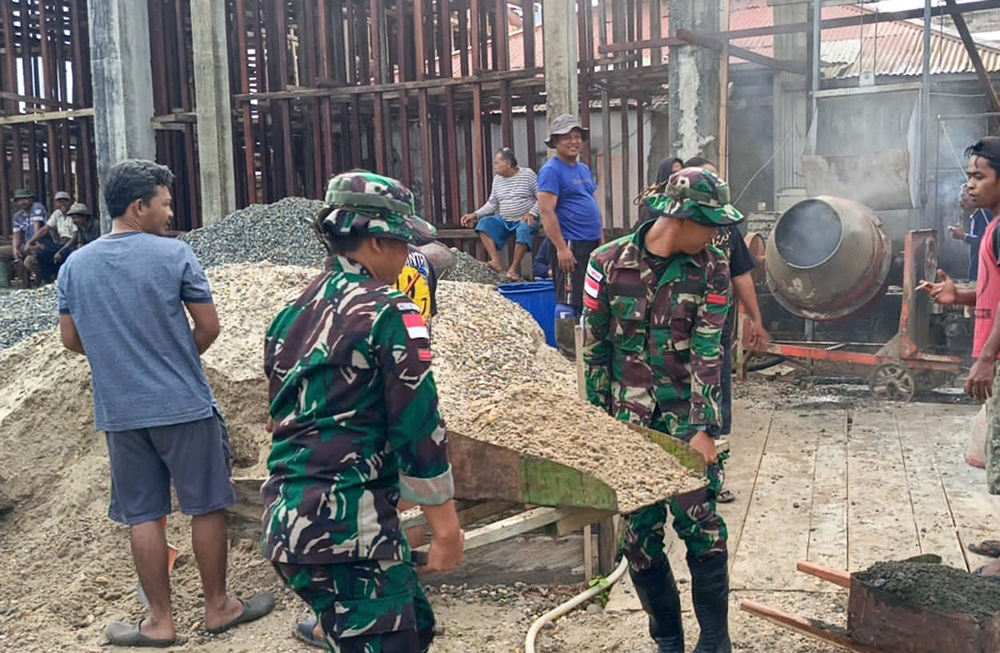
left=497, top=281, right=557, bottom=347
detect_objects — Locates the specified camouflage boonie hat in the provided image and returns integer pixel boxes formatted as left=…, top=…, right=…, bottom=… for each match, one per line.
left=639, top=167, right=744, bottom=227
left=317, top=171, right=437, bottom=245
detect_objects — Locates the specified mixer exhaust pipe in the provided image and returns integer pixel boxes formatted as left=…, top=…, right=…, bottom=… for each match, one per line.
left=765, top=196, right=893, bottom=322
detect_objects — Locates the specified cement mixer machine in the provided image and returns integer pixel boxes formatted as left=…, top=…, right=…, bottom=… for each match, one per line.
left=740, top=196, right=964, bottom=402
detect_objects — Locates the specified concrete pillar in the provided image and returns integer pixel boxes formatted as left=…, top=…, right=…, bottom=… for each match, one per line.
left=668, top=0, right=721, bottom=164
left=191, top=0, right=237, bottom=225
left=543, top=0, right=579, bottom=122
left=86, top=0, right=156, bottom=233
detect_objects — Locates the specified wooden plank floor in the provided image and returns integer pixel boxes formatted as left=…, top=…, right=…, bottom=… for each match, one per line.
left=608, top=397, right=996, bottom=614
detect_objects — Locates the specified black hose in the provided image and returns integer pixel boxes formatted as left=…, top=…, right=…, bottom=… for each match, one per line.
left=746, top=355, right=788, bottom=373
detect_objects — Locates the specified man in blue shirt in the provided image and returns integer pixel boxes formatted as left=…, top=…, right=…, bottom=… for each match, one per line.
left=951, top=184, right=994, bottom=280
left=58, top=159, right=273, bottom=646
left=538, top=114, right=603, bottom=313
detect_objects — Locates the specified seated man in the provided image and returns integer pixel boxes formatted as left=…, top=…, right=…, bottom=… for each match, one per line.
left=28, top=191, right=75, bottom=282
left=460, top=148, right=540, bottom=281
left=0, top=189, right=47, bottom=284
left=52, top=203, right=100, bottom=266
left=533, top=238, right=552, bottom=280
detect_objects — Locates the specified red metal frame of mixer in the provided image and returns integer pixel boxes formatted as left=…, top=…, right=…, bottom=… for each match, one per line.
left=740, top=229, right=964, bottom=378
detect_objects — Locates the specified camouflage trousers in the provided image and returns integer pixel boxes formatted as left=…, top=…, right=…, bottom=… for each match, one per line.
left=987, top=363, right=1000, bottom=495
left=622, top=454, right=728, bottom=573
left=273, top=560, right=435, bottom=653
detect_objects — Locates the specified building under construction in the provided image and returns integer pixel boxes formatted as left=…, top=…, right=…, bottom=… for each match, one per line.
left=3, top=0, right=1000, bottom=271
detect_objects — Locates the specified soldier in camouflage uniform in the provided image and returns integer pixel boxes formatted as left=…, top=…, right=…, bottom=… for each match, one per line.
left=262, top=171, right=464, bottom=653
left=582, top=167, right=742, bottom=653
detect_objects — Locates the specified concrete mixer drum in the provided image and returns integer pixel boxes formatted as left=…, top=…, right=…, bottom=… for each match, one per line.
left=765, top=196, right=893, bottom=322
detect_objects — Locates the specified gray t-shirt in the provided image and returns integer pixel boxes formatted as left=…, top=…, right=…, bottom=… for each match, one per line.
left=57, top=232, right=216, bottom=432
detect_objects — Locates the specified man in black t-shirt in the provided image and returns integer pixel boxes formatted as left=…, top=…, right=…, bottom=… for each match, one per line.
left=684, top=158, right=770, bottom=503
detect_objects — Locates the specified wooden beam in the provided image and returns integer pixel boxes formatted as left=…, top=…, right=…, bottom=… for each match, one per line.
left=740, top=601, right=885, bottom=653
left=413, top=507, right=574, bottom=554
left=944, top=0, right=1000, bottom=113
left=0, top=107, right=95, bottom=126
left=233, top=68, right=544, bottom=102
left=676, top=29, right=807, bottom=76
left=796, top=561, right=852, bottom=589
left=600, top=0, right=1000, bottom=54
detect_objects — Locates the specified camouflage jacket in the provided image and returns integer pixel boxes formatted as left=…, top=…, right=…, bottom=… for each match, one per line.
left=262, top=255, right=453, bottom=564
left=582, top=221, right=730, bottom=441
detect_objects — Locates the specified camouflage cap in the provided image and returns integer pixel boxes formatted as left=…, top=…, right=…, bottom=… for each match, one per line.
left=317, top=171, right=437, bottom=245
left=640, top=167, right=744, bottom=227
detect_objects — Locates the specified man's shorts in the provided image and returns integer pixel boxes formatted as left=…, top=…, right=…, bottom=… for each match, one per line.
left=273, top=559, right=435, bottom=653
left=104, top=409, right=237, bottom=526
left=551, top=239, right=601, bottom=313
left=475, top=215, right=539, bottom=249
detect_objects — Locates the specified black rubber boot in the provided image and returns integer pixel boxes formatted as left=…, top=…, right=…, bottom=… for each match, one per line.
left=629, top=562, right=685, bottom=653
left=689, top=553, right=733, bottom=653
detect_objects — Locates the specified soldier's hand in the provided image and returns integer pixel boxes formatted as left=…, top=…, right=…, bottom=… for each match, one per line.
left=425, top=528, right=465, bottom=573
left=689, top=431, right=719, bottom=466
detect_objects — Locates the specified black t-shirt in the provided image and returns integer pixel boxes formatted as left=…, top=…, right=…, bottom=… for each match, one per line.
left=712, top=225, right=755, bottom=278
left=712, top=225, right=755, bottom=329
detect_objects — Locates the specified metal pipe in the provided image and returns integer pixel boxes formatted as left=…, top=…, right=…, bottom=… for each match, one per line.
left=810, top=0, right=821, bottom=135
left=937, top=112, right=1000, bottom=121
left=921, top=0, right=932, bottom=223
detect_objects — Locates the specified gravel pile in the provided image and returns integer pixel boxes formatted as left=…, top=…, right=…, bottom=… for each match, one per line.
left=180, top=197, right=326, bottom=268
left=0, top=285, right=58, bottom=350
left=446, top=249, right=510, bottom=285
left=432, top=280, right=572, bottom=413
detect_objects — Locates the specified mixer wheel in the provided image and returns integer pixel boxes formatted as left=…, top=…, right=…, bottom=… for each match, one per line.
left=869, top=363, right=916, bottom=402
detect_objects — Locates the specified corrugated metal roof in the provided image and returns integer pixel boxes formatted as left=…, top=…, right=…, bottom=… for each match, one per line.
left=729, top=1, right=1000, bottom=77
left=484, top=0, right=1000, bottom=79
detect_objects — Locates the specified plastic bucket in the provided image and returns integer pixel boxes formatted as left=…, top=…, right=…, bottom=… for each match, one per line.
left=498, top=281, right=557, bottom=347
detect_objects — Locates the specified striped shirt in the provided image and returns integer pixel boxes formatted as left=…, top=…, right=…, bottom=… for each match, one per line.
left=474, top=168, right=540, bottom=221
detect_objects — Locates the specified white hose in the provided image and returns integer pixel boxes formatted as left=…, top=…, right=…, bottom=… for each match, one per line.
left=524, top=557, right=630, bottom=653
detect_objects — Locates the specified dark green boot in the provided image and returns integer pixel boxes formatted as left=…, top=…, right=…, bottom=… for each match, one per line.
left=689, top=553, right=732, bottom=653
left=629, top=562, right=685, bottom=653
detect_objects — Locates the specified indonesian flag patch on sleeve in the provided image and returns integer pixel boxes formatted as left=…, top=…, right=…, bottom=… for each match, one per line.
left=402, top=313, right=429, bottom=340
left=584, top=266, right=603, bottom=299
left=583, top=266, right=604, bottom=311
left=706, top=293, right=727, bottom=306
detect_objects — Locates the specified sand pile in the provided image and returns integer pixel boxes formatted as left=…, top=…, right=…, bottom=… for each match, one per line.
left=0, top=263, right=703, bottom=650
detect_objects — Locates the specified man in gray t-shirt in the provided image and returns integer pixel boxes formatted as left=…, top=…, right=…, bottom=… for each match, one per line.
left=58, top=160, right=273, bottom=647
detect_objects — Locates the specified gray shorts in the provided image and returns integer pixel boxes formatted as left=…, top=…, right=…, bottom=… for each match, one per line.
left=105, top=409, right=237, bottom=526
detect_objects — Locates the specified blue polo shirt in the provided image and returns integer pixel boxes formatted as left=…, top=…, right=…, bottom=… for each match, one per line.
left=537, top=158, right=603, bottom=242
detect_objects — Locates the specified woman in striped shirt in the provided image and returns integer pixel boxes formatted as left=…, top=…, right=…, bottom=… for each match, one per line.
left=461, top=148, right=540, bottom=281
